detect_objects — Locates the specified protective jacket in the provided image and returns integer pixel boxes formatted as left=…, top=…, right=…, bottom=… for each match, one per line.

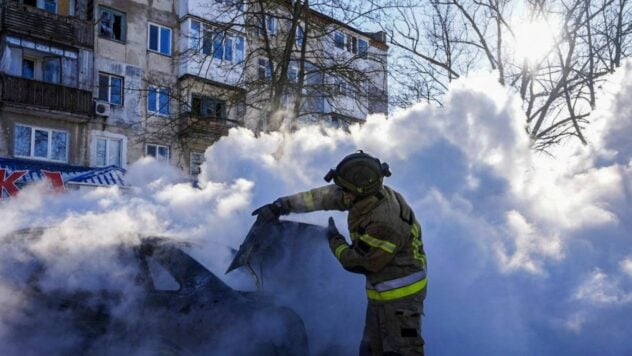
left=281, top=184, right=427, bottom=302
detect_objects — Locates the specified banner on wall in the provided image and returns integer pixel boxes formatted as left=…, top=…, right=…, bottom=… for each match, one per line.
left=0, top=157, right=127, bottom=199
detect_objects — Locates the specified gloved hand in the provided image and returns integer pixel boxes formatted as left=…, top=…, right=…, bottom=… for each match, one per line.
left=327, top=217, right=341, bottom=242
left=252, top=198, right=290, bottom=223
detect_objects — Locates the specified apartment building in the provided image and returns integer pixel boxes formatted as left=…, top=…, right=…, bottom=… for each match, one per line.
left=0, top=0, right=388, bottom=187
left=0, top=0, right=94, bottom=165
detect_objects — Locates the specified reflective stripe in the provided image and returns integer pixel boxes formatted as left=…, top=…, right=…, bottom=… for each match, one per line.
left=303, top=191, right=315, bottom=211
left=358, top=234, right=396, bottom=253
left=367, top=270, right=427, bottom=292
left=366, top=278, right=427, bottom=301
left=335, top=244, right=349, bottom=259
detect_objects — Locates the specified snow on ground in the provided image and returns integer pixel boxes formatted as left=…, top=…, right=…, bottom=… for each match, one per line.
left=1, top=60, right=631, bottom=355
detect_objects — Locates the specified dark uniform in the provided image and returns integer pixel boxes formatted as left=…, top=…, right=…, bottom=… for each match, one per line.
left=253, top=152, right=427, bottom=355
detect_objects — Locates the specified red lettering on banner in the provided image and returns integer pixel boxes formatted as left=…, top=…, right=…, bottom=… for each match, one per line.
left=0, top=169, right=28, bottom=197
left=42, top=171, right=66, bottom=193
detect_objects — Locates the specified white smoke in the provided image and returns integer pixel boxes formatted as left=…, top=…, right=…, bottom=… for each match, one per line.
left=1, top=60, right=632, bottom=355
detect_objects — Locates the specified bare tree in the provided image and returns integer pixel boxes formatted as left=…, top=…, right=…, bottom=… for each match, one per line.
left=384, top=0, right=632, bottom=149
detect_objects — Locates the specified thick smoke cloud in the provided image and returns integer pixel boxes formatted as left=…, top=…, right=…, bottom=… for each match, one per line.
left=1, top=61, right=631, bottom=355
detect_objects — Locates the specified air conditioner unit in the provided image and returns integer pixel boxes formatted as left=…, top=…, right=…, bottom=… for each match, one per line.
left=94, top=101, right=111, bottom=117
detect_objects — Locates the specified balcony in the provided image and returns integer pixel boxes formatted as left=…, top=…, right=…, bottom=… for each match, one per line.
left=177, top=114, right=240, bottom=139
left=0, top=3, right=93, bottom=48
left=0, top=74, right=93, bottom=116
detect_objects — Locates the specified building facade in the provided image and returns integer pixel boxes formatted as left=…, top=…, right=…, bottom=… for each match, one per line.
left=0, top=0, right=388, bottom=183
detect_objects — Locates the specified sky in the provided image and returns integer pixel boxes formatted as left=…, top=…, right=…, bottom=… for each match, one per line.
left=1, top=60, right=631, bottom=355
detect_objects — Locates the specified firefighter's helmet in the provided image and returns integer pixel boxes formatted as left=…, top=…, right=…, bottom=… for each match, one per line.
left=324, top=151, right=391, bottom=196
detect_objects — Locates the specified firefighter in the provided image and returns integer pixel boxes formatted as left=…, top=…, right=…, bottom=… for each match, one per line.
left=252, top=151, right=427, bottom=356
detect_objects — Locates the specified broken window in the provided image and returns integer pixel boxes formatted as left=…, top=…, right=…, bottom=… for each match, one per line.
left=99, top=7, right=126, bottom=42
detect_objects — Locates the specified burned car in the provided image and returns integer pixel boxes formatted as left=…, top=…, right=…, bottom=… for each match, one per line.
left=0, top=229, right=308, bottom=355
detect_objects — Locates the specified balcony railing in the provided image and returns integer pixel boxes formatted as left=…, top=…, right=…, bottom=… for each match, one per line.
left=1, top=3, right=93, bottom=48
left=0, top=74, right=93, bottom=116
left=178, top=114, right=241, bottom=139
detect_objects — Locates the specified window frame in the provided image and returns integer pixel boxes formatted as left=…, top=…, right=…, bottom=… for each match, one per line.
left=197, top=21, right=245, bottom=64
left=14, top=124, right=69, bottom=163
left=146, top=86, right=171, bottom=116
left=98, top=72, right=124, bottom=106
left=98, top=6, right=127, bottom=43
left=147, top=22, right=172, bottom=56
left=145, top=143, right=170, bottom=162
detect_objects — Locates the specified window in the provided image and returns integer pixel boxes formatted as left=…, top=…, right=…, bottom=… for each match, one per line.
left=44, top=0, right=56, bottom=14
left=148, top=23, right=172, bottom=56
left=146, top=144, right=170, bottom=162
left=258, top=58, right=272, bottom=80
left=196, top=21, right=245, bottom=64
left=99, top=7, right=126, bottom=42
left=191, top=95, right=226, bottom=120
left=147, top=86, right=170, bottom=115
left=42, top=57, right=61, bottom=83
left=266, top=16, right=277, bottom=36
left=256, top=16, right=277, bottom=37
left=19, top=56, right=61, bottom=83
left=190, top=152, right=204, bottom=176
left=359, top=39, right=368, bottom=58
left=334, top=31, right=345, bottom=49
left=288, top=63, right=298, bottom=83
left=296, top=26, right=304, bottom=47
left=14, top=124, right=68, bottom=162
left=95, top=138, right=122, bottom=167
left=98, top=73, right=123, bottom=105
left=22, top=59, right=35, bottom=79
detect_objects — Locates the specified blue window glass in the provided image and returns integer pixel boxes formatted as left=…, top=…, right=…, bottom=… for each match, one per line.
left=296, top=26, right=304, bottom=47
left=51, top=131, right=67, bottom=162
left=43, top=57, right=61, bottom=83
left=157, top=146, right=169, bottom=161
left=149, top=24, right=159, bottom=51
left=22, top=59, right=35, bottom=79
left=160, top=27, right=171, bottom=55
left=109, top=140, right=122, bottom=167
left=334, top=32, right=345, bottom=49
left=159, top=89, right=170, bottom=115
left=14, top=125, right=32, bottom=157
left=191, top=20, right=201, bottom=49
left=147, top=87, right=157, bottom=113
left=213, top=32, right=224, bottom=60
left=224, top=36, right=233, bottom=62
left=266, top=16, right=276, bottom=35
left=44, top=0, right=56, bottom=14
left=110, top=76, right=122, bottom=105
left=359, top=39, right=368, bottom=58
left=96, top=138, right=107, bottom=166
left=34, top=129, right=49, bottom=159
left=146, top=144, right=157, bottom=157
left=235, top=37, right=245, bottom=63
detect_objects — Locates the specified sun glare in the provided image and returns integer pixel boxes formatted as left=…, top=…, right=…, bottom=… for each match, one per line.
left=512, top=18, right=558, bottom=65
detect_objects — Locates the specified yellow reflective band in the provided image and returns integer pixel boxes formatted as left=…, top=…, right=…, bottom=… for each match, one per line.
left=359, top=234, right=396, bottom=253
left=335, top=244, right=349, bottom=259
left=303, top=191, right=315, bottom=211
left=366, top=278, right=427, bottom=301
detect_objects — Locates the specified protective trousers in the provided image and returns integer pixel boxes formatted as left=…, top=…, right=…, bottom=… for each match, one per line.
left=359, top=292, right=424, bottom=356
